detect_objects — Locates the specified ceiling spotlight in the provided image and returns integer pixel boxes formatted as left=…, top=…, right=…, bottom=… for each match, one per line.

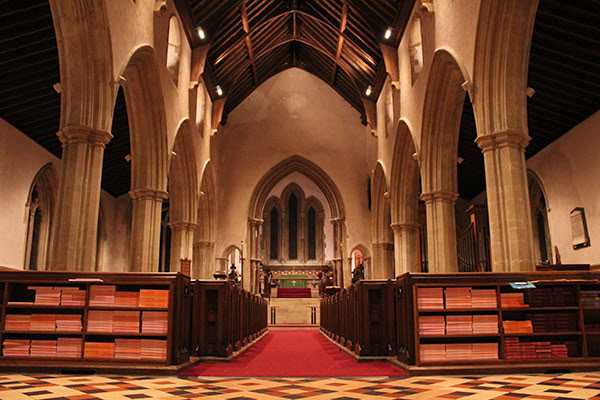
left=196, top=26, right=206, bottom=40
left=216, top=85, right=223, bottom=96
left=365, top=85, right=372, bottom=97
left=384, top=27, right=392, bottom=40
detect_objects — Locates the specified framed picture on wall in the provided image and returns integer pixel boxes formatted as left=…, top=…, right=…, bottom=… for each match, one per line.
left=570, top=207, right=591, bottom=249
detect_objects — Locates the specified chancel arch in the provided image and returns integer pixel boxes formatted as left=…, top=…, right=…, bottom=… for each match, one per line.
left=248, top=156, right=347, bottom=291
left=371, top=162, right=394, bottom=279
left=24, top=164, right=57, bottom=271
left=390, top=121, right=422, bottom=275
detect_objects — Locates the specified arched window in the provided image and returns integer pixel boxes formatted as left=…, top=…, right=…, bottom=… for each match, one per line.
left=270, top=206, right=279, bottom=260
left=528, top=171, right=552, bottom=264
left=24, top=164, right=56, bottom=271
left=307, top=207, right=316, bottom=260
left=166, top=16, right=181, bottom=84
left=288, top=194, right=298, bottom=259
left=195, top=84, right=206, bottom=130
left=351, top=249, right=364, bottom=272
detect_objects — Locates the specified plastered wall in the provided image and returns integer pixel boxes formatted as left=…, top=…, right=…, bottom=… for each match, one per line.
left=0, top=119, right=131, bottom=271
left=213, top=68, right=372, bottom=259
left=527, top=111, right=600, bottom=266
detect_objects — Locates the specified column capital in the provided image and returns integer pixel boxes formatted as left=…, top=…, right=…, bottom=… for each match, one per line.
left=169, top=221, right=197, bottom=231
left=475, top=130, right=530, bottom=152
left=248, top=217, right=264, bottom=226
left=129, top=188, right=169, bottom=201
left=390, top=223, right=420, bottom=232
left=420, top=191, right=458, bottom=203
left=194, top=240, right=214, bottom=249
left=58, top=125, right=112, bottom=147
left=330, top=217, right=345, bottom=225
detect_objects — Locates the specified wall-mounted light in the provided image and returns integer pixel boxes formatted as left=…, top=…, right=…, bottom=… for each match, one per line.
left=196, top=26, right=206, bottom=40
left=365, top=85, right=372, bottom=97
left=384, top=27, right=393, bottom=40
left=216, top=85, right=223, bottom=97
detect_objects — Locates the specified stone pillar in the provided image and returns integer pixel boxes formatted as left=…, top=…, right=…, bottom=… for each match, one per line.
left=192, top=240, right=214, bottom=278
left=51, top=126, right=112, bottom=271
left=391, top=223, right=420, bottom=275
left=420, top=191, right=459, bottom=273
left=372, top=242, right=395, bottom=279
left=169, top=222, right=196, bottom=273
left=129, top=188, right=168, bottom=272
left=331, top=218, right=348, bottom=287
left=476, top=131, right=535, bottom=272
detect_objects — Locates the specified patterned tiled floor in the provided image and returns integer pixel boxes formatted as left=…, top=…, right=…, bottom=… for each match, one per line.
left=0, top=372, right=599, bottom=399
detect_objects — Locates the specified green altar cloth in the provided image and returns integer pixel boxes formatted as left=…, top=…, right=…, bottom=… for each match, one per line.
left=279, top=275, right=308, bottom=288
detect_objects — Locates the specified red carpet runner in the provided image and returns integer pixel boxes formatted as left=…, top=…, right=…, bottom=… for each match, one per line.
left=181, top=328, right=406, bottom=377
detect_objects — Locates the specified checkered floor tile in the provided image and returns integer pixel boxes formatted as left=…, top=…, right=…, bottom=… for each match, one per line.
left=0, top=372, right=598, bottom=399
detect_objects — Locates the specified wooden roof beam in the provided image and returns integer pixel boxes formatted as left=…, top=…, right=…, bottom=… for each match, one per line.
left=330, top=2, right=348, bottom=84
left=241, top=1, right=258, bottom=86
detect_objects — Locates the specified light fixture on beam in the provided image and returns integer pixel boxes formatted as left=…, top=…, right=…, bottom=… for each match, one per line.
left=196, top=26, right=206, bottom=40
left=216, top=85, right=223, bottom=97
left=365, top=85, right=372, bottom=97
left=384, top=27, right=393, bottom=40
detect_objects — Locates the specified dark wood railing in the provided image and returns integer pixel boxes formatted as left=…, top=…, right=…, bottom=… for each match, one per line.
left=320, top=280, right=396, bottom=357
left=192, top=280, right=268, bottom=358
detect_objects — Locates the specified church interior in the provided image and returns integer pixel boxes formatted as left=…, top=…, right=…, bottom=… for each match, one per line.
left=0, top=0, right=599, bottom=398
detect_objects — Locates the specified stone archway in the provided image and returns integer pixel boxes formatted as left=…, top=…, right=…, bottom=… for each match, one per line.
left=390, top=121, right=421, bottom=274
left=168, top=120, right=199, bottom=273
left=119, top=46, right=170, bottom=272
left=419, top=49, right=468, bottom=273
left=473, top=0, right=539, bottom=272
left=48, top=0, right=114, bottom=271
left=193, top=161, right=216, bottom=279
left=248, top=156, right=347, bottom=291
left=371, top=162, right=394, bottom=279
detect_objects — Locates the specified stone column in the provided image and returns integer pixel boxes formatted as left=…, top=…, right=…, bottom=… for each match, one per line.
left=372, top=242, right=395, bottom=279
left=169, top=221, right=197, bottom=273
left=391, top=223, right=420, bottom=275
left=129, top=188, right=168, bottom=272
left=51, top=126, right=112, bottom=271
left=193, top=240, right=214, bottom=278
left=420, top=191, right=459, bottom=273
left=331, top=218, right=348, bottom=287
left=476, top=131, right=535, bottom=272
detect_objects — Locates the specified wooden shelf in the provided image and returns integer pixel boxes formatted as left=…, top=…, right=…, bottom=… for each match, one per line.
left=502, top=306, right=579, bottom=311
left=6, top=303, right=84, bottom=310
left=3, top=330, right=83, bottom=335
left=86, top=331, right=167, bottom=337
left=420, top=333, right=499, bottom=339
left=504, top=331, right=581, bottom=337
left=418, top=308, right=498, bottom=314
left=88, top=306, right=168, bottom=311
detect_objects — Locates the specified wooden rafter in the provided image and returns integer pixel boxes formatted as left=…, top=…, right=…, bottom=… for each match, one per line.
left=330, top=1, right=348, bottom=84
left=241, top=1, right=257, bottom=86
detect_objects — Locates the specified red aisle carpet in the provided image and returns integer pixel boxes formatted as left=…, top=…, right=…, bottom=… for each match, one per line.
left=181, top=328, right=406, bottom=377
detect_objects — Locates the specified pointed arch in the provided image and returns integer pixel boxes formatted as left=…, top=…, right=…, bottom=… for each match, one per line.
left=193, top=160, right=217, bottom=279
left=390, top=120, right=422, bottom=274
left=119, top=45, right=169, bottom=192
left=24, top=163, right=58, bottom=271
left=49, top=0, right=114, bottom=132
left=473, top=0, right=539, bottom=137
left=304, top=196, right=325, bottom=262
left=528, top=170, right=552, bottom=264
left=390, top=120, right=420, bottom=226
left=371, top=162, right=394, bottom=279
left=420, top=49, right=469, bottom=194
left=169, top=120, right=199, bottom=225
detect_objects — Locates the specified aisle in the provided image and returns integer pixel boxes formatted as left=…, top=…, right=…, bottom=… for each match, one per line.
left=181, top=328, right=406, bottom=377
